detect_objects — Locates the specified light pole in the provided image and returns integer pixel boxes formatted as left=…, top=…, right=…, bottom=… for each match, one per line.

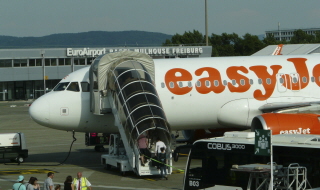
left=205, top=0, right=209, bottom=46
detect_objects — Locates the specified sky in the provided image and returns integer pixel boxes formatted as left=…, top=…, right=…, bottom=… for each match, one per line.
left=1, top=0, right=320, bottom=37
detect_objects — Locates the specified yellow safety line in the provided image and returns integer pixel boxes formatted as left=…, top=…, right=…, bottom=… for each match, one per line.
left=143, top=155, right=185, bottom=172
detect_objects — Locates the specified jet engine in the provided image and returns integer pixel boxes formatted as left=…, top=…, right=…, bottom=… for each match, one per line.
left=251, top=113, right=320, bottom=135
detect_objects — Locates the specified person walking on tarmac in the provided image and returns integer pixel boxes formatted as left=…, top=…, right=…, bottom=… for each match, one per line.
left=72, top=172, right=92, bottom=190
left=44, top=172, right=54, bottom=190
left=158, top=147, right=168, bottom=180
left=13, top=175, right=26, bottom=190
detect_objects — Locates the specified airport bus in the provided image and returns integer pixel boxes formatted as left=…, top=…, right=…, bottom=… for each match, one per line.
left=183, top=132, right=320, bottom=190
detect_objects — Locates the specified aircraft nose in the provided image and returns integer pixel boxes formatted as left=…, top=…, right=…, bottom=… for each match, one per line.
left=29, top=96, right=50, bottom=125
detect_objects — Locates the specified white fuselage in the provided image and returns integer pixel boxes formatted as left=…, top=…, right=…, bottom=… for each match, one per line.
left=29, top=55, right=320, bottom=133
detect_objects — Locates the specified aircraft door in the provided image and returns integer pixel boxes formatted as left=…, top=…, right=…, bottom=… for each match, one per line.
left=276, top=73, right=287, bottom=93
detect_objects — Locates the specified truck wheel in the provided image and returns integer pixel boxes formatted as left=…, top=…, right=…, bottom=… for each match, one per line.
left=105, top=164, right=111, bottom=170
left=17, top=156, right=24, bottom=163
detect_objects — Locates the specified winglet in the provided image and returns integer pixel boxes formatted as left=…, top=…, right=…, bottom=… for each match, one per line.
left=272, top=44, right=283, bottom=55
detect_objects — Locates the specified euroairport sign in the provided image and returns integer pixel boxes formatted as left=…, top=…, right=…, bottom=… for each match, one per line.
left=66, top=47, right=204, bottom=57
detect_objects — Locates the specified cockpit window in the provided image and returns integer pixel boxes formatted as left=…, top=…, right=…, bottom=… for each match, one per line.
left=67, top=82, right=80, bottom=92
left=53, top=82, right=70, bottom=91
left=81, top=82, right=90, bottom=92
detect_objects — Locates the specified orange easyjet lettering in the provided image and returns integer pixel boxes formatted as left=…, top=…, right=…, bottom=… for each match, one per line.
left=164, top=58, right=317, bottom=101
left=226, top=66, right=250, bottom=93
left=313, top=64, right=320, bottom=87
left=195, top=67, right=225, bottom=94
left=164, top=68, right=192, bottom=95
left=249, top=65, right=282, bottom=101
left=281, top=58, right=309, bottom=90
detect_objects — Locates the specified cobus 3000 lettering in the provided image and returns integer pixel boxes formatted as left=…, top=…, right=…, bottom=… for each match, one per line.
left=207, top=143, right=245, bottom=150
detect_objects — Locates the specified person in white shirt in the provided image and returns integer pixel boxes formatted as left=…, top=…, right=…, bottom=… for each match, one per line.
left=44, top=172, right=54, bottom=190
left=71, top=172, right=92, bottom=190
left=154, top=137, right=166, bottom=156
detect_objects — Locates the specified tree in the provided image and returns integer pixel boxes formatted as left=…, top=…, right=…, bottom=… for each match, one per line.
left=263, top=33, right=278, bottom=45
left=290, top=29, right=314, bottom=44
left=238, top=33, right=265, bottom=56
left=162, top=30, right=205, bottom=46
left=210, top=33, right=242, bottom=56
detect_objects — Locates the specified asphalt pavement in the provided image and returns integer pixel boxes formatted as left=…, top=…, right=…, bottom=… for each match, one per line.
left=0, top=101, right=187, bottom=190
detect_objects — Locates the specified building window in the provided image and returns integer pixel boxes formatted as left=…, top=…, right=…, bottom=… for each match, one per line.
left=58, top=58, right=65, bottom=66
left=14, top=59, right=27, bottom=67
left=87, top=57, right=95, bottom=65
left=74, top=58, right=86, bottom=65
left=65, top=58, right=71, bottom=65
left=51, top=59, right=57, bottom=66
left=45, top=59, right=50, bottom=66
left=0, top=59, right=12, bottom=67
left=36, top=59, right=42, bottom=66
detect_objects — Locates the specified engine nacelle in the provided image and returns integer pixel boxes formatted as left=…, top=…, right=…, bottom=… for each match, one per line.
left=251, top=113, right=320, bottom=135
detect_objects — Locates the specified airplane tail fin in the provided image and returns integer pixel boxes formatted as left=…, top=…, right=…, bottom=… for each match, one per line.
left=272, top=44, right=283, bottom=55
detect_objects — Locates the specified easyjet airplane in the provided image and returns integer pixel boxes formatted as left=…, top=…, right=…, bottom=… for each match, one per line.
left=29, top=51, right=320, bottom=143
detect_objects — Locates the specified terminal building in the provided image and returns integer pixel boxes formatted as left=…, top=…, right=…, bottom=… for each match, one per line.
left=265, top=27, right=320, bottom=41
left=0, top=46, right=212, bottom=101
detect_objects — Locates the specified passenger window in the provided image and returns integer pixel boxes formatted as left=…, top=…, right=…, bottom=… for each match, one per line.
left=266, top=78, right=271, bottom=85
left=188, top=81, right=192, bottom=88
left=223, top=80, right=227, bottom=86
left=292, top=77, right=298, bottom=83
left=302, top=77, right=307, bottom=83
left=169, top=82, right=174, bottom=88
left=214, top=80, right=219, bottom=87
left=258, top=78, right=262, bottom=84
left=179, top=81, right=183, bottom=88
left=81, top=82, right=90, bottom=92
left=161, top=82, right=165, bottom=88
left=249, top=79, right=253, bottom=85
left=196, top=81, right=201, bottom=87
left=231, top=79, right=236, bottom=86
left=67, top=82, right=80, bottom=92
left=205, top=80, right=210, bottom=87
left=240, top=79, right=245, bottom=86
left=311, top=77, right=315, bottom=82
left=279, top=78, right=284, bottom=84
left=53, top=82, right=69, bottom=91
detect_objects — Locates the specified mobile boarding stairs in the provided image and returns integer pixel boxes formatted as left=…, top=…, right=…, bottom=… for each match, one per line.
left=89, top=51, right=172, bottom=176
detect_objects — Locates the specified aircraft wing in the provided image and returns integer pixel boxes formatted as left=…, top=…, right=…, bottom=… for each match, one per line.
left=259, top=101, right=320, bottom=113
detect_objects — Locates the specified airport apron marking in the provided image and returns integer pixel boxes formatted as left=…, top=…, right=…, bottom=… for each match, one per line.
left=0, top=169, right=56, bottom=175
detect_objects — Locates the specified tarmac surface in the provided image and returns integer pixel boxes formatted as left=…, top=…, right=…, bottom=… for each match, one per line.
left=0, top=101, right=188, bottom=190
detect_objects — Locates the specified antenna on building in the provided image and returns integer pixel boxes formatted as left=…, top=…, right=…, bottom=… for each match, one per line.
left=278, top=22, right=281, bottom=41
